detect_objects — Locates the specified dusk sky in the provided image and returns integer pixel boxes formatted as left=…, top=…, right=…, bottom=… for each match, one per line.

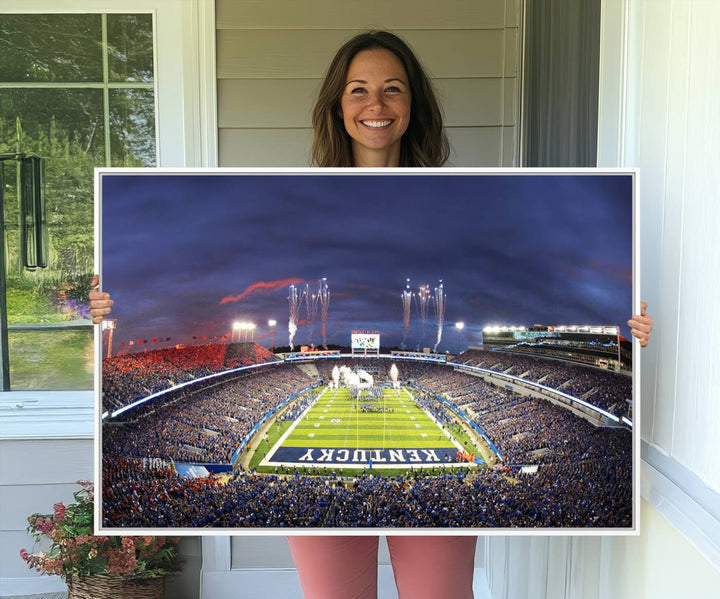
left=101, top=172, right=633, bottom=353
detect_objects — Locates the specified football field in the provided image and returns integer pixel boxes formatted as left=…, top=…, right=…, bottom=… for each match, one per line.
left=261, top=387, right=469, bottom=470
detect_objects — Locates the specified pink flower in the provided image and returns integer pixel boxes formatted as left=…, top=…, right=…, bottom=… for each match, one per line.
left=34, top=518, right=54, bottom=535
left=53, top=502, right=66, bottom=522
left=43, top=556, right=64, bottom=576
left=121, top=537, right=135, bottom=550
left=19, top=548, right=29, bottom=562
left=107, top=548, right=137, bottom=576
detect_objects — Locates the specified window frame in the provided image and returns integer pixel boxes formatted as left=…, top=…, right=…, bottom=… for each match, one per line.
left=0, top=0, right=217, bottom=426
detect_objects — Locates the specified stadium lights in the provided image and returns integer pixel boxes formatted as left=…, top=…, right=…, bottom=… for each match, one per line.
left=235, top=322, right=256, bottom=342
left=455, top=322, right=465, bottom=354
left=102, top=319, right=117, bottom=358
left=232, top=321, right=257, bottom=342
left=268, top=319, right=277, bottom=353
left=482, top=325, right=525, bottom=334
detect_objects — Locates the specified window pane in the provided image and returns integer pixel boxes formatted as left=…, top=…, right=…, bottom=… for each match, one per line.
left=107, top=14, right=155, bottom=83
left=109, top=89, right=157, bottom=166
left=0, top=14, right=103, bottom=82
left=1, top=12, right=157, bottom=390
left=1, top=89, right=103, bottom=281
left=0, top=88, right=106, bottom=166
left=8, top=329, right=94, bottom=390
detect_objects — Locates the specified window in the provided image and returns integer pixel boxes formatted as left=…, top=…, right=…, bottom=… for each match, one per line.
left=0, top=13, right=156, bottom=389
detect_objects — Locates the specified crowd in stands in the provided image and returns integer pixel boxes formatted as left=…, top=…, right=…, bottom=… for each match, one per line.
left=410, top=366, right=631, bottom=466
left=102, top=452, right=631, bottom=529
left=103, top=364, right=313, bottom=464
left=102, top=353, right=633, bottom=529
left=103, top=455, right=336, bottom=528
left=456, top=348, right=632, bottom=418
left=102, top=342, right=277, bottom=413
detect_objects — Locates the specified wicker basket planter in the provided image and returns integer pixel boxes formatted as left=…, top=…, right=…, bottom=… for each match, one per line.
left=67, top=575, right=164, bottom=599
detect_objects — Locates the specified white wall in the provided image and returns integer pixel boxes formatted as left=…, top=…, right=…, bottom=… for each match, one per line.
left=485, top=500, right=720, bottom=599
left=486, top=0, right=720, bottom=596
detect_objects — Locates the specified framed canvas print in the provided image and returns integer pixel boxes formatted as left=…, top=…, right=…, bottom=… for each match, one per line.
left=95, top=168, right=639, bottom=534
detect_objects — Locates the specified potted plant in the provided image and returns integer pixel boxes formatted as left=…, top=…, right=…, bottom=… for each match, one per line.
left=20, top=480, right=182, bottom=599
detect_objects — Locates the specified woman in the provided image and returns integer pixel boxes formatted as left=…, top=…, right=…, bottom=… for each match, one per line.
left=90, top=31, right=653, bottom=599
left=311, top=30, right=448, bottom=168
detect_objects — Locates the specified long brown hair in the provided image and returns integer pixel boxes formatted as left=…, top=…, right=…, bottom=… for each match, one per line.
left=311, top=31, right=449, bottom=167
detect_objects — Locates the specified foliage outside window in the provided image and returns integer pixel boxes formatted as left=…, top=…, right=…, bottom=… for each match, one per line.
left=0, top=13, right=156, bottom=389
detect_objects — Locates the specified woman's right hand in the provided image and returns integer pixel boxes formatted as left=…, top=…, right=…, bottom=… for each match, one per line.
left=89, top=274, right=113, bottom=324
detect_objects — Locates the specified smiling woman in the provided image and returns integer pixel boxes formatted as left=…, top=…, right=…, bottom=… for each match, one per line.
left=340, top=49, right=411, bottom=167
left=311, top=31, right=448, bottom=168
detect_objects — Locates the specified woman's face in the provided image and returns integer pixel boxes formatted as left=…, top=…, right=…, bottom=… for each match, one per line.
left=340, top=49, right=411, bottom=165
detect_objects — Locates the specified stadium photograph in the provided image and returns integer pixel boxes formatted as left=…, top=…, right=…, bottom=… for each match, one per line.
left=97, top=170, right=636, bottom=531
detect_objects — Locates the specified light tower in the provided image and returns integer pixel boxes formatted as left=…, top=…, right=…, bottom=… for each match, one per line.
left=268, top=319, right=277, bottom=352
left=455, top=321, right=465, bottom=354
left=102, top=319, right=117, bottom=359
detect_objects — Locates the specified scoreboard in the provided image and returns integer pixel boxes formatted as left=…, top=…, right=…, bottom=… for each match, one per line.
left=351, top=330, right=380, bottom=354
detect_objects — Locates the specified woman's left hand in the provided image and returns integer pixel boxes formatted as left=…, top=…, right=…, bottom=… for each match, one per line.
left=89, top=274, right=114, bottom=325
left=628, top=301, right=653, bottom=348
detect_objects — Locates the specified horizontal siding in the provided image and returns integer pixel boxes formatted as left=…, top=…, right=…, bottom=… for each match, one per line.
left=218, top=78, right=517, bottom=128
left=219, top=128, right=313, bottom=166
left=217, top=29, right=511, bottom=79
left=0, top=531, right=49, bottom=578
left=219, top=126, right=510, bottom=168
left=218, top=79, right=319, bottom=128
left=216, top=1, right=521, bottom=170
left=0, top=483, right=86, bottom=530
left=217, top=0, right=514, bottom=30
left=504, top=26, right=520, bottom=78
left=0, top=439, right=93, bottom=485
left=503, top=126, right=518, bottom=166
left=0, top=438, right=93, bottom=580
left=443, top=78, right=516, bottom=126
left=446, top=127, right=506, bottom=167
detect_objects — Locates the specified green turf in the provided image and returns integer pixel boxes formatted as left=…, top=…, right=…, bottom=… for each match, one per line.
left=282, top=387, right=457, bottom=450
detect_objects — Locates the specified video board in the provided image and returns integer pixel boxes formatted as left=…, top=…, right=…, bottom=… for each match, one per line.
left=351, top=330, right=380, bottom=350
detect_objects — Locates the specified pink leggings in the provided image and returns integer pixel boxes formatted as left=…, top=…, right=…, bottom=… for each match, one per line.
left=287, top=535, right=477, bottom=599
